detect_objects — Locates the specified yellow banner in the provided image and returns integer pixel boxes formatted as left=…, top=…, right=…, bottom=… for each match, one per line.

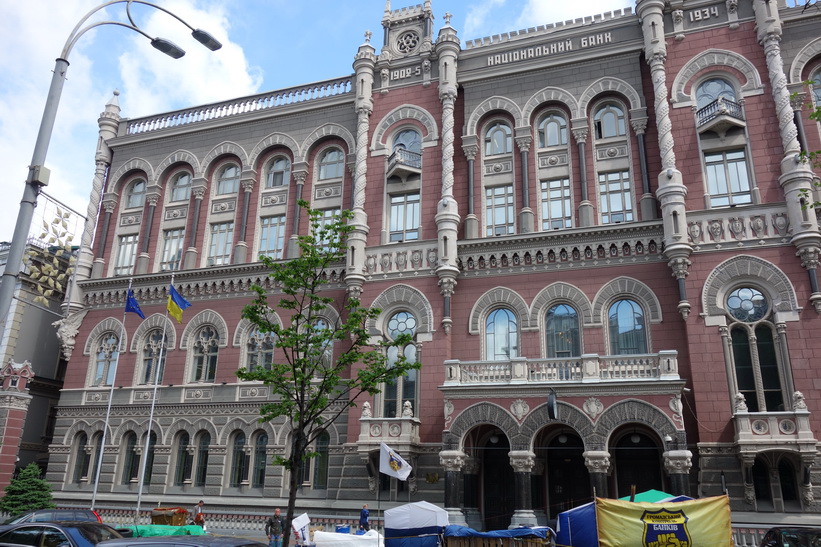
left=596, top=495, right=732, bottom=547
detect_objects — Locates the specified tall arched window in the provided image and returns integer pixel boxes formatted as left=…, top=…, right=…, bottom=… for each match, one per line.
left=267, top=156, right=291, bottom=188
left=318, top=148, right=345, bottom=180
left=230, top=432, right=248, bottom=487
left=93, top=333, right=119, bottom=387
left=538, top=112, right=568, bottom=148
left=72, top=433, right=90, bottom=484
left=485, top=122, right=512, bottom=155
left=121, top=432, right=139, bottom=484
left=170, top=173, right=192, bottom=202
left=142, top=329, right=166, bottom=385
left=393, top=129, right=422, bottom=154
left=191, top=326, right=219, bottom=382
left=194, top=432, right=210, bottom=487
left=593, top=103, right=626, bottom=139
left=313, top=431, right=330, bottom=490
left=726, top=287, right=784, bottom=412
left=608, top=299, right=647, bottom=355
left=251, top=432, right=268, bottom=488
left=696, top=78, right=737, bottom=110
left=247, top=329, right=274, bottom=372
left=126, top=179, right=146, bottom=209
left=89, top=433, right=103, bottom=485
left=383, top=311, right=418, bottom=418
left=143, top=432, right=157, bottom=485
left=486, top=308, right=518, bottom=360
left=174, top=432, right=192, bottom=486
left=546, top=304, right=580, bottom=358
left=217, top=164, right=240, bottom=194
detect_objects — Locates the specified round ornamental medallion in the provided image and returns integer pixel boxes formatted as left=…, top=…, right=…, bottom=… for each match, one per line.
left=751, top=419, right=769, bottom=434
left=389, top=423, right=401, bottom=436
left=779, top=419, right=796, bottom=434
left=370, top=424, right=382, bottom=436
left=397, top=31, right=420, bottom=54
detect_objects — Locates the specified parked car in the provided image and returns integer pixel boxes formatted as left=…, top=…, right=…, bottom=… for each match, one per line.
left=759, top=526, right=821, bottom=547
left=2, top=510, right=103, bottom=526
left=0, top=522, right=123, bottom=547
left=98, top=536, right=267, bottom=547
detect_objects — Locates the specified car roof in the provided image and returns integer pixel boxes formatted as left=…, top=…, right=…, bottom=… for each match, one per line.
left=99, top=536, right=266, bottom=547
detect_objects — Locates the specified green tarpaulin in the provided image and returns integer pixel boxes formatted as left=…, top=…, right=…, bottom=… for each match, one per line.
left=617, top=489, right=675, bottom=503
left=125, top=525, right=206, bottom=537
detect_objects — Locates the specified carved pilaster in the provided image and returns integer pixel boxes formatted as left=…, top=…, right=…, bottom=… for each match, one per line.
left=663, top=450, right=693, bottom=475
left=583, top=450, right=611, bottom=474
left=509, top=451, right=535, bottom=473
left=439, top=450, right=467, bottom=472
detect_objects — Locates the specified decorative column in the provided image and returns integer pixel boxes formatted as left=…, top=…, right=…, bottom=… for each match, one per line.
left=135, top=192, right=159, bottom=274
left=440, top=450, right=468, bottom=525
left=286, top=168, right=307, bottom=259
left=663, top=445, right=693, bottom=496
left=462, top=140, right=479, bottom=239
left=514, top=130, right=534, bottom=233
left=630, top=113, right=657, bottom=220
left=234, top=170, right=257, bottom=264
left=637, top=0, right=693, bottom=320
left=571, top=122, right=593, bottom=227
left=91, top=197, right=116, bottom=279
left=754, top=0, right=821, bottom=312
left=583, top=450, right=610, bottom=498
left=347, top=32, right=377, bottom=298
left=65, top=91, right=120, bottom=313
left=462, top=457, right=482, bottom=530
left=183, top=184, right=206, bottom=270
left=509, top=450, right=537, bottom=527
left=434, top=15, right=461, bottom=334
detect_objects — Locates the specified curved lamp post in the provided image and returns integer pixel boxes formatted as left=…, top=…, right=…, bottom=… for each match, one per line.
left=0, top=0, right=221, bottom=520
left=0, top=0, right=221, bottom=335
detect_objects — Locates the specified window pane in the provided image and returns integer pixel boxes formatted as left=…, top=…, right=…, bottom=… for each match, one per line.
left=486, top=308, right=518, bottom=360
left=127, top=180, right=146, bottom=209
left=208, top=222, right=234, bottom=266
left=705, top=149, right=751, bottom=207
left=192, top=326, right=219, bottom=382
left=114, top=234, right=138, bottom=276
left=485, top=185, right=514, bottom=236
left=608, top=300, right=646, bottom=355
left=598, top=171, right=633, bottom=224
left=540, top=179, right=572, bottom=230
left=267, top=157, right=291, bottom=188
left=161, top=228, right=185, bottom=271
left=546, top=304, right=580, bottom=358
left=217, top=165, right=240, bottom=194
left=485, top=122, right=512, bottom=155
left=389, top=193, right=420, bottom=242
left=171, top=173, right=191, bottom=202
left=259, top=216, right=286, bottom=260
left=319, top=149, right=345, bottom=180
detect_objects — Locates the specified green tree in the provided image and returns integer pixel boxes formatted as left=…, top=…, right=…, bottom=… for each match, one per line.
left=0, top=463, right=55, bottom=516
left=238, top=202, right=419, bottom=547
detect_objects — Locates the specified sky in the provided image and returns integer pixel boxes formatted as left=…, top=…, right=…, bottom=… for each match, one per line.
left=0, top=0, right=634, bottom=245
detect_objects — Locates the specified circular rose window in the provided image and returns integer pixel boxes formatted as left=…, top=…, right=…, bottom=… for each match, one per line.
left=397, top=31, right=420, bottom=53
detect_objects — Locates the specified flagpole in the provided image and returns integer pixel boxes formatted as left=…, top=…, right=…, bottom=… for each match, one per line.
left=91, top=278, right=133, bottom=510
left=134, top=273, right=174, bottom=525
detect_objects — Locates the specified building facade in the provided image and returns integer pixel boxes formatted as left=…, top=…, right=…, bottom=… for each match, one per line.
left=48, top=0, right=821, bottom=530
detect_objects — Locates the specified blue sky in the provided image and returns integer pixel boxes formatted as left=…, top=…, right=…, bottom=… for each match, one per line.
left=0, top=0, right=634, bottom=243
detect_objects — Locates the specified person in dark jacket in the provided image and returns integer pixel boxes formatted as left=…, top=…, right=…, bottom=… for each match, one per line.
left=359, top=504, right=369, bottom=532
left=266, top=508, right=287, bottom=547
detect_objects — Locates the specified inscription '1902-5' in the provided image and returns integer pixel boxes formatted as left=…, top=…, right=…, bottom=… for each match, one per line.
left=486, top=32, right=612, bottom=67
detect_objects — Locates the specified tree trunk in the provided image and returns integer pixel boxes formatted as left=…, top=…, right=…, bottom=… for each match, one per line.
left=283, top=427, right=306, bottom=547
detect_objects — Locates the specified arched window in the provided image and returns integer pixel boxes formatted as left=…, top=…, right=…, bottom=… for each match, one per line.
left=174, top=432, right=192, bottom=486
left=696, top=78, right=737, bottom=110
left=608, top=299, right=647, bottom=355
left=251, top=432, right=268, bottom=488
left=313, top=431, right=330, bottom=490
left=486, top=308, right=518, bottom=361
left=546, top=304, right=580, bottom=358
left=93, top=333, right=119, bottom=387
left=121, top=432, right=139, bottom=485
left=312, top=318, right=334, bottom=369
left=484, top=122, right=512, bottom=155
left=143, top=431, right=157, bottom=485
left=247, top=329, right=274, bottom=372
left=593, top=103, right=626, bottom=139
left=191, top=326, right=219, bottom=383
left=726, top=287, right=784, bottom=412
left=194, top=432, right=210, bottom=487
left=72, top=433, right=90, bottom=484
left=230, top=432, right=248, bottom=487
left=88, top=433, right=103, bottom=485
left=266, top=156, right=291, bottom=188
left=393, top=129, right=422, bottom=154
left=217, top=164, right=240, bottom=194
left=142, top=329, right=166, bottom=385
left=318, top=148, right=345, bottom=180
left=170, top=173, right=192, bottom=202
left=126, top=179, right=146, bottom=209
left=383, top=311, right=418, bottom=418
left=812, top=69, right=821, bottom=107
left=538, top=112, right=568, bottom=147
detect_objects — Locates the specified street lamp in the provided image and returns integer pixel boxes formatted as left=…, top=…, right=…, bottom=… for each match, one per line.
left=0, top=0, right=221, bottom=336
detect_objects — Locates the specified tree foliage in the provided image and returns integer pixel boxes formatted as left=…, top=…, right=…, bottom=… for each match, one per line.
left=0, top=463, right=55, bottom=516
left=237, top=201, right=420, bottom=547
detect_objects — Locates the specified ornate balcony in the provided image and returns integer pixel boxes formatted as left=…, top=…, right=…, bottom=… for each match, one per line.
left=734, top=405, right=818, bottom=459
left=386, top=148, right=422, bottom=179
left=442, top=351, right=679, bottom=386
left=696, top=97, right=745, bottom=137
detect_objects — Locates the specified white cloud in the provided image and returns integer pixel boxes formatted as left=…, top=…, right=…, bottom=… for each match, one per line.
left=463, top=0, right=508, bottom=39
left=515, top=0, right=634, bottom=28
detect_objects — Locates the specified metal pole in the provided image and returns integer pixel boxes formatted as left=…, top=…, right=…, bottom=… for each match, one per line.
left=91, top=279, right=134, bottom=510
left=134, top=274, right=172, bottom=525
left=0, top=58, right=69, bottom=342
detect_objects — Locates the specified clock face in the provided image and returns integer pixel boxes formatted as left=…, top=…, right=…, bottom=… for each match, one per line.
left=396, top=30, right=420, bottom=54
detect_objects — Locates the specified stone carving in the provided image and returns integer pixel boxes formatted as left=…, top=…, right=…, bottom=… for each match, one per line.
left=361, top=401, right=372, bottom=418
left=793, top=391, right=808, bottom=410
left=53, top=309, right=89, bottom=361
left=734, top=392, right=748, bottom=413
left=510, top=399, right=529, bottom=421
left=583, top=397, right=604, bottom=420
left=402, top=400, right=413, bottom=417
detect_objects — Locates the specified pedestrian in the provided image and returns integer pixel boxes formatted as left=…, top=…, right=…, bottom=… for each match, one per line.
left=266, top=507, right=286, bottom=547
left=359, top=504, right=369, bottom=532
left=191, top=500, right=206, bottom=531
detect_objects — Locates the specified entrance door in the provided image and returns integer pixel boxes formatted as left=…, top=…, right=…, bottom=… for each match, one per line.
left=482, top=435, right=514, bottom=530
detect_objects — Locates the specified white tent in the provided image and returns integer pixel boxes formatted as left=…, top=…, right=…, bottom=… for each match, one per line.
left=384, top=501, right=449, bottom=531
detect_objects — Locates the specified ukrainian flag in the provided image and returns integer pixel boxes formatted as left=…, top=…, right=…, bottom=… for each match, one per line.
left=167, top=284, right=191, bottom=323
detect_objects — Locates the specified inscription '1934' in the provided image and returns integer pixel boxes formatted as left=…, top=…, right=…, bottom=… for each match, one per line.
left=487, top=32, right=612, bottom=67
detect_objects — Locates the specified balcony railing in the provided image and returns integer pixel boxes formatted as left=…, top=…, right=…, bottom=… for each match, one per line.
left=696, top=96, right=744, bottom=127
left=388, top=148, right=422, bottom=170
left=443, top=351, right=679, bottom=386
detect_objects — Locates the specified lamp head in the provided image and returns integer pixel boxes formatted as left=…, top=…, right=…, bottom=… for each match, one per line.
left=151, top=38, right=186, bottom=59
left=192, top=29, right=222, bottom=51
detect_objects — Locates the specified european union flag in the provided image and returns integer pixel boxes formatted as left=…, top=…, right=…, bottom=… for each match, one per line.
left=125, top=288, right=145, bottom=319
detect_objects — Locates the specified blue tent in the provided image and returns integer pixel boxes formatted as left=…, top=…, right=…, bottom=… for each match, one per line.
left=444, top=525, right=552, bottom=539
